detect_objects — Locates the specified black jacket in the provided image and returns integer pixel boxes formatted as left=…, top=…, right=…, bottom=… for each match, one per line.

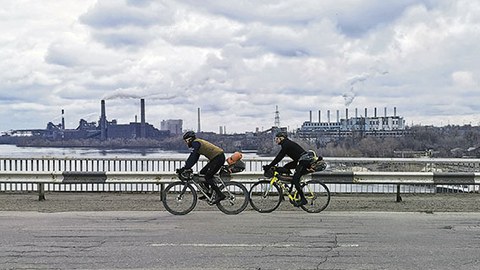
left=268, top=138, right=306, bottom=167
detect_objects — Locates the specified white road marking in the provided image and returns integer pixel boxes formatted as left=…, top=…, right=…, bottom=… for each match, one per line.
left=338, top=244, right=360, bottom=247
left=150, top=243, right=295, bottom=248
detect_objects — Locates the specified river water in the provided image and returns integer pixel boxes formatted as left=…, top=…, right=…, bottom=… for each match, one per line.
left=0, top=144, right=189, bottom=158
left=0, top=144, right=261, bottom=159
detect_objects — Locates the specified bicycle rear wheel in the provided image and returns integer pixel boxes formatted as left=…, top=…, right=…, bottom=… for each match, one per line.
left=162, top=182, right=197, bottom=215
left=300, top=180, right=330, bottom=213
left=249, top=180, right=282, bottom=213
left=216, top=182, right=249, bottom=215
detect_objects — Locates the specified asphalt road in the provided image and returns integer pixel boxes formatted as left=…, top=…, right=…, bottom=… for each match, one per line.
left=1, top=210, right=479, bottom=270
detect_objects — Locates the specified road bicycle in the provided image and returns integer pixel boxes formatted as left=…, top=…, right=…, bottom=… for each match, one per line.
left=162, top=168, right=249, bottom=215
left=249, top=166, right=330, bottom=213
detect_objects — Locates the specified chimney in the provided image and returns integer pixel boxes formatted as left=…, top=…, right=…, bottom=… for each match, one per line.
left=384, top=107, right=387, bottom=117
left=327, top=110, right=331, bottom=123
left=100, top=100, right=107, bottom=141
left=197, top=108, right=201, bottom=132
left=345, top=108, right=349, bottom=120
left=309, top=110, right=312, bottom=122
left=61, top=109, right=65, bottom=130
left=374, top=107, right=377, bottom=118
left=355, top=108, right=358, bottom=118
left=140, top=99, right=146, bottom=138
left=364, top=108, right=368, bottom=118
left=318, top=110, right=321, bottom=123
left=394, top=107, right=397, bottom=117
left=336, top=110, right=340, bottom=122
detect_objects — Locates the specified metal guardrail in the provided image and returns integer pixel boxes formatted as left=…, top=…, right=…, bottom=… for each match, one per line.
left=1, top=171, right=479, bottom=202
left=314, top=171, right=480, bottom=185
left=0, top=171, right=262, bottom=201
left=313, top=171, right=480, bottom=202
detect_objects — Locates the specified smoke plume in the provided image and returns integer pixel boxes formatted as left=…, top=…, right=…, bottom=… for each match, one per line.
left=342, top=63, right=389, bottom=106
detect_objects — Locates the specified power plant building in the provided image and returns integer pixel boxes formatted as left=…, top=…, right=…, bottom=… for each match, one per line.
left=297, top=107, right=409, bottom=139
left=161, top=119, right=183, bottom=135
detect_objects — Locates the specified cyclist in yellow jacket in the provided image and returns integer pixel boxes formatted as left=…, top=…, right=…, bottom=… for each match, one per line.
left=178, top=131, right=226, bottom=204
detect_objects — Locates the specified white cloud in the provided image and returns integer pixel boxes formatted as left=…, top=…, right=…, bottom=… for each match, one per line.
left=1, top=0, right=480, bottom=133
left=452, top=71, right=477, bottom=89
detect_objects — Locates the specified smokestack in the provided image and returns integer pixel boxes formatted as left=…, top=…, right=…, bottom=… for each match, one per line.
left=197, top=108, right=201, bottom=132
left=219, top=126, right=223, bottom=134
left=336, top=110, right=340, bottom=122
left=364, top=108, right=368, bottom=118
left=100, top=100, right=107, bottom=141
left=384, top=107, right=387, bottom=117
left=309, top=111, right=312, bottom=122
left=318, top=110, right=321, bottom=123
left=327, top=110, right=331, bottom=123
left=394, top=107, right=397, bottom=117
left=374, top=107, right=377, bottom=118
left=140, top=99, right=146, bottom=138
left=346, top=108, right=349, bottom=120
left=61, top=109, right=65, bottom=130
left=355, top=108, right=358, bottom=118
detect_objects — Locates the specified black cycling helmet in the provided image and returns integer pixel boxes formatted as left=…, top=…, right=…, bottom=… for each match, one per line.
left=182, top=131, right=196, bottom=140
left=275, top=131, right=288, bottom=138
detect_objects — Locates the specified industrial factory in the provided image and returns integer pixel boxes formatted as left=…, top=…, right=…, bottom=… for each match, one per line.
left=2, top=99, right=174, bottom=142
left=1, top=98, right=409, bottom=148
left=297, top=107, right=408, bottom=139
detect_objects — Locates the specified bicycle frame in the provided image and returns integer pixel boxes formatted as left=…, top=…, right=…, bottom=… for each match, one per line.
left=268, top=171, right=300, bottom=202
left=180, top=174, right=225, bottom=204
left=268, top=170, right=321, bottom=203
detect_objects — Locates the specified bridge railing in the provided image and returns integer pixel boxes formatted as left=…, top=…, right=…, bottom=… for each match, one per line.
left=1, top=157, right=480, bottom=172
left=1, top=157, right=479, bottom=201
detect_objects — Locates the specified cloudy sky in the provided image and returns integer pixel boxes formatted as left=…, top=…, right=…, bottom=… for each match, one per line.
left=1, top=0, right=479, bottom=134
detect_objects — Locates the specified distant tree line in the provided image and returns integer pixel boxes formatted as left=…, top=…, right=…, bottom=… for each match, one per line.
left=7, top=124, right=480, bottom=158
left=301, top=125, right=480, bottom=158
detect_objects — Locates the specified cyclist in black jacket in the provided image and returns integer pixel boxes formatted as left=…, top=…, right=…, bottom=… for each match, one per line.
left=263, top=132, right=309, bottom=207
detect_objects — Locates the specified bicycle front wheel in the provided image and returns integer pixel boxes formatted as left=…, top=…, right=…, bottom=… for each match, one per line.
left=300, top=180, right=330, bottom=213
left=162, top=182, right=197, bottom=215
left=249, top=180, right=282, bottom=213
left=216, top=182, right=249, bottom=215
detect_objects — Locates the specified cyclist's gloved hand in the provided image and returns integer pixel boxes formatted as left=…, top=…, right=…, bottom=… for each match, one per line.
left=176, top=167, right=185, bottom=174
left=263, top=165, right=274, bottom=178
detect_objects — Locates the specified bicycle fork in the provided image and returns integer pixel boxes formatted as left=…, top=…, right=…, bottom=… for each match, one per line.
left=176, top=183, right=189, bottom=201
